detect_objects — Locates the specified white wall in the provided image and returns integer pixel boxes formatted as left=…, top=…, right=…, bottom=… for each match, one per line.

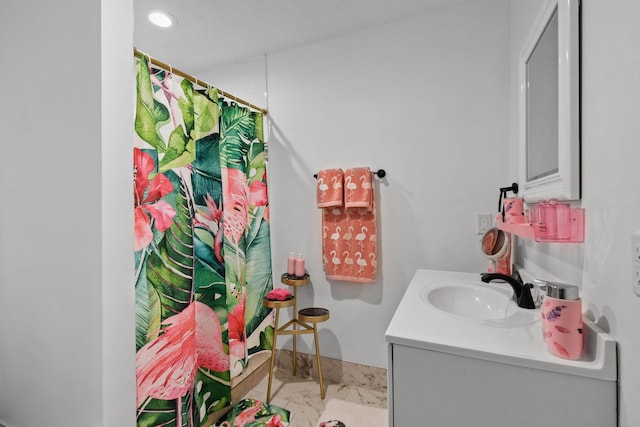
left=101, top=0, right=137, bottom=425
left=199, top=56, right=268, bottom=112
left=212, top=0, right=511, bottom=368
left=510, top=1, right=640, bottom=425
left=0, top=0, right=135, bottom=426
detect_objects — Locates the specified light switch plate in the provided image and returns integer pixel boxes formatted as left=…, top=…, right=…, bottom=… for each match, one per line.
left=477, top=214, right=493, bottom=235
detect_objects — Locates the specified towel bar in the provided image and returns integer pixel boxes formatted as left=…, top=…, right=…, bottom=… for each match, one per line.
left=314, top=168, right=386, bottom=179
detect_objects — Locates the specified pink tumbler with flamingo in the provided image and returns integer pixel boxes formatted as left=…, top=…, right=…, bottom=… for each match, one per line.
left=540, top=282, right=584, bottom=360
left=503, top=197, right=524, bottom=224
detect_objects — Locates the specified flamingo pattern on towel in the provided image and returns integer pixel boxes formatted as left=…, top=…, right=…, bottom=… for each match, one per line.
left=316, top=168, right=344, bottom=208
left=320, top=167, right=377, bottom=283
left=344, top=167, right=373, bottom=210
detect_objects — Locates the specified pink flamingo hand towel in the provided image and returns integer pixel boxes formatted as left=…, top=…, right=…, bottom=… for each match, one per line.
left=344, top=167, right=373, bottom=211
left=316, top=168, right=344, bottom=208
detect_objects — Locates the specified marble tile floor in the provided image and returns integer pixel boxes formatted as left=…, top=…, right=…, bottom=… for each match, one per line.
left=243, top=367, right=388, bottom=427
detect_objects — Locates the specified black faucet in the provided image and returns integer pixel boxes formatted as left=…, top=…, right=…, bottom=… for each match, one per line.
left=480, top=273, right=536, bottom=309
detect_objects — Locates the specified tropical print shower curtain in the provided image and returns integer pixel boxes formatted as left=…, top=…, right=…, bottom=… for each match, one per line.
left=133, top=56, right=274, bottom=426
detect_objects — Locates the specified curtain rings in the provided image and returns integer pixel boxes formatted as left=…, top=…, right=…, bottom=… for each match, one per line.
left=145, top=53, right=152, bottom=71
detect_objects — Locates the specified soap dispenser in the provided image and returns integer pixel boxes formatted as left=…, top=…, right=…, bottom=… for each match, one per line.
left=294, top=253, right=305, bottom=277
left=540, top=282, right=584, bottom=360
left=287, top=252, right=296, bottom=276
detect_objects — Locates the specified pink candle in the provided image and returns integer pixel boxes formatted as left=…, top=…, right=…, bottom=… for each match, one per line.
left=294, top=253, right=305, bottom=277
left=287, top=252, right=296, bottom=275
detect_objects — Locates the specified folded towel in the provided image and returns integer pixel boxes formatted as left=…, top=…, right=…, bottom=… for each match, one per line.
left=316, top=168, right=344, bottom=208
left=266, top=288, right=293, bottom=301
left=344, top=167, right=373, bottom=211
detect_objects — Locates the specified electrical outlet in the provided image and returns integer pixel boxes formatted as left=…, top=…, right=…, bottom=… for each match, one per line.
left=477, top=214, right=493, bottom=235
left=632, top=231, right=640, bottom=296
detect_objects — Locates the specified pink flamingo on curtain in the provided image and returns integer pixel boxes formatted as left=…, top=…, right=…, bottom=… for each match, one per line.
left=136, top=301, right=229, bottom=425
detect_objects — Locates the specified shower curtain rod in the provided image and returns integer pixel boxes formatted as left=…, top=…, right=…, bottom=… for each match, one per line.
left=133, top=48, right=268, bottom=116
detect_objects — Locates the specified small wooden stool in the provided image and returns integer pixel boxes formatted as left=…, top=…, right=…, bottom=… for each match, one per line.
left=298, top=307, right=330, bottom=399
left=262, top=296, right=295, bottom=403
left=262, top=274, right=330, bottom=402
left=279, top=273, right=311, bottom=376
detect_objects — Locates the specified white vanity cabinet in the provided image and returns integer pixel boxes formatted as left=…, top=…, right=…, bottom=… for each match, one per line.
left=385, top=269, right=618, bottom=427
left=388, top=344, right=616, bottom=426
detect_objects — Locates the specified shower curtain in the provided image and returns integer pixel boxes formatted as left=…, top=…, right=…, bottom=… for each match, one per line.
left=133, top=56, right=274, bottom=426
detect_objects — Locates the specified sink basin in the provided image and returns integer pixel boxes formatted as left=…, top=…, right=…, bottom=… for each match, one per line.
left=420, top=281, right=538, bottom=326
left=423, top=283, right=514, bottom=320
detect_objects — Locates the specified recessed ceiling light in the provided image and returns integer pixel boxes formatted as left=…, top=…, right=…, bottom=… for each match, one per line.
left=148, top=11, right=176, bottom=28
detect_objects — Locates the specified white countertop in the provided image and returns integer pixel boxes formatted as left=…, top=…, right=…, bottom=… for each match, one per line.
left=385, top=269, right=617, bottom=381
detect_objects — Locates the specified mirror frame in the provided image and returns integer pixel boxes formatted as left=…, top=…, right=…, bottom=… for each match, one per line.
left=519, top=0, right=580, bottom=202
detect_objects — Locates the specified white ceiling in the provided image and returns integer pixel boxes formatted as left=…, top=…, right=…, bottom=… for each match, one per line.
left=134, top=0, right=467, bottom=74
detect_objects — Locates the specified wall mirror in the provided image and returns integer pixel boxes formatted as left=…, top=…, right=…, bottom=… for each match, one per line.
left=519, top=0, right=580, bottom=202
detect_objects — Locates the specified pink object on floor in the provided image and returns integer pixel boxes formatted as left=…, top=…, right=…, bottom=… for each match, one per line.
left=266, top=288, right=293, bottom=301
left=321, top=184, right=377, bottom=284
left=344, top=167, right=373, bottom=211
left=316, top=168, right=344, bottom=208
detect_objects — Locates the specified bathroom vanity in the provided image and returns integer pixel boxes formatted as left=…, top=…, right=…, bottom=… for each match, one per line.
left=385, top=269, right=617, bottom=427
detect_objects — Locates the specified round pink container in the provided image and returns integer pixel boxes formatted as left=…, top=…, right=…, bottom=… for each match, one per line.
left=540, top=282, right=584, bottom=360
